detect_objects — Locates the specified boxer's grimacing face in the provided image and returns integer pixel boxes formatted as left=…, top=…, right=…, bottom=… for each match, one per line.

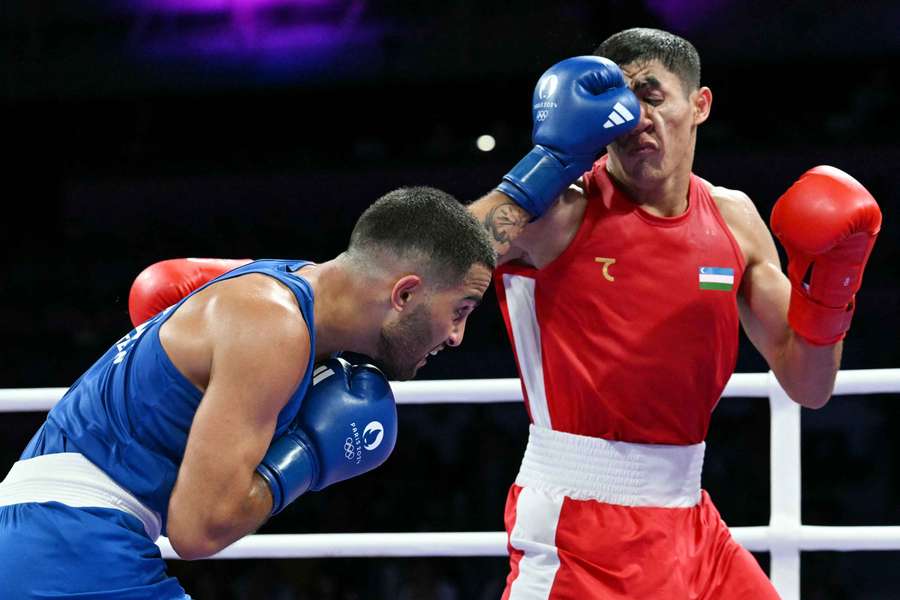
left=376, top=264, right=491, bottom=380
left=606, top=60, right=710, bottom=186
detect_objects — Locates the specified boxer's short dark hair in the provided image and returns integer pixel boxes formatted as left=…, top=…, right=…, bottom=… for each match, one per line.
left=595, top=28, right=701, bottom=93
left=349, top=186, right=496, bottom=288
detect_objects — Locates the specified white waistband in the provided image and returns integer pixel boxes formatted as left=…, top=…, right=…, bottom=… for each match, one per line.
left=515, top=425, right=704, bottom=508
left=0, top=453, right=162, bottom=541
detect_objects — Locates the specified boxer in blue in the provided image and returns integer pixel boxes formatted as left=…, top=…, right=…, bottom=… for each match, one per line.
left=0, top=186, right=495, bottom=599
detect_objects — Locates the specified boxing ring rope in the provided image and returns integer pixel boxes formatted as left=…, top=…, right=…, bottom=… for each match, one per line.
left=3, top=368, right=900, bottom=600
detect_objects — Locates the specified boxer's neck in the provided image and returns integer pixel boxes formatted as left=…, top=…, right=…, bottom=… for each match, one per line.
left=299, top=258, right=384, bottom=361
left=606, top=156, right=693, bottom=218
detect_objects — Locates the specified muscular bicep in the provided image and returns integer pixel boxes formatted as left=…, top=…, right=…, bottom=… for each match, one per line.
left=179, top=323, right=307, bottom=497
left=168, top=278, right=310, bottom=535
left=738, top=258, right=793, bottom=365
left=732, top=196, right=793, bottom=368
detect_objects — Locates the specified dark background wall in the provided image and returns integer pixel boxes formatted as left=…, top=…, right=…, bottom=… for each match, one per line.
left=3, top=1, right=899, bottom=597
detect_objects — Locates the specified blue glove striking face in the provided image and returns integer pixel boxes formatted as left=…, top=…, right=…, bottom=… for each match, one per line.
left=498, top=56, right=640, bottom=218
left=256, top=357, right=398, bottom=515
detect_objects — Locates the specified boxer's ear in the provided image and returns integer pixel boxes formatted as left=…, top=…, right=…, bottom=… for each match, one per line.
left=390, top=275, right=422, bottom=311
left=692, top=86, right=712, bottom=126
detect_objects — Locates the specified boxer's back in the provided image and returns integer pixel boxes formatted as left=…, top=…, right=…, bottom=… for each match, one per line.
left=21, top=259, right=317, bottom=532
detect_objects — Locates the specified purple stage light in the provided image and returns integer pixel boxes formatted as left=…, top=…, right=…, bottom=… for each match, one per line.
left=124, top=0, right=383, bottom=81
left=133, top=0, right=337, bottom=13
left=644, top=0, right=733, bottom=33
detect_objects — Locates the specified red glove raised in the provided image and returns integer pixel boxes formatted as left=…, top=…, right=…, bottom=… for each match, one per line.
left=770, top=166, right=881, bottom=345
left=128, top=258, right=253, bottom=327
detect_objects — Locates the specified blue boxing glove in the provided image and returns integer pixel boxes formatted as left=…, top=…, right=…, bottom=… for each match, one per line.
left=256, top=357, right=397, bottom=515
left=497, top=56, right=640, bottom=218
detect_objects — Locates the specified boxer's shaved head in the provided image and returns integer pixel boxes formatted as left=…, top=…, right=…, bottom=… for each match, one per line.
left=346, top=186, right=496, bottom=288
left=595, top=28, right=701, bottom=94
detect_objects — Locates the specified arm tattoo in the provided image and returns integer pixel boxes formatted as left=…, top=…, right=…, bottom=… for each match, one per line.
left=483, top=202, right=530, bottom=251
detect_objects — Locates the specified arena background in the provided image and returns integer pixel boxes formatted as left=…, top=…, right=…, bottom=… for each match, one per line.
left=3, top=1, right=899, bottom=598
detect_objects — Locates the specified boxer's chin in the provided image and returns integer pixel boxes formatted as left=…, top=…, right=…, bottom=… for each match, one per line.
left=376, top=304, right=433, bottom=381
left=385, top=359, right=418, bottom=382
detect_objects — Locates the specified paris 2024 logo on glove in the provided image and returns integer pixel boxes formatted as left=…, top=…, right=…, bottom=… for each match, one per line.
left=343, top=420, right=384, bottom=463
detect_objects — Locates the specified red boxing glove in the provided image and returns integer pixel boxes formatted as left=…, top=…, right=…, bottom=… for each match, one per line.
left=770, top=166, right=881, bottom=345
left=128, top=258, right=253, bottom=327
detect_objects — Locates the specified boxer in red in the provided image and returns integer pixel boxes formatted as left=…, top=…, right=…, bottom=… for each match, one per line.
left=468, top=28, right=882, bottom=599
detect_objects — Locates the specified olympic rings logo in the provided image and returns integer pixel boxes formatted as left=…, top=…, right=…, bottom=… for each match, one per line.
left=536, top=110, right=549, bottom=122
left=344, top=438, right=355, bottom=460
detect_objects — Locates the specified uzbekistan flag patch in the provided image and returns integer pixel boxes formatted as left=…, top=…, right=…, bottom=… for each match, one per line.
left=699, top=266, right=734, bottom=291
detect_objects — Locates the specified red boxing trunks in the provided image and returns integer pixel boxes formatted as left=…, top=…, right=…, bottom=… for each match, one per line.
left=500, top=426, right=780, bottom=599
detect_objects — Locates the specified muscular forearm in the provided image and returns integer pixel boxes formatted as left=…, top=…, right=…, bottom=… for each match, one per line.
left=772, top=333, right=842, bottom=409
left=468, top=190, right=531, bottom=259
left=168, top=472, right=274, bottom=560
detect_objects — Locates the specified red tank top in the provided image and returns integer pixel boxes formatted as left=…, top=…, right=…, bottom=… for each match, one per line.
left=495, top=157, right=745, bottom=445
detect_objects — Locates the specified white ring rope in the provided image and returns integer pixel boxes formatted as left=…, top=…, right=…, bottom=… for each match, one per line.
left=152, top=525, right=900, bottom=560
left=2, top=368, right=899, bottom=600
left=2, top=368, right=899, bottom=412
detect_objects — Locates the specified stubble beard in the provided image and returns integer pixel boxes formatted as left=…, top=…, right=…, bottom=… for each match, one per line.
left=376, top=303, right=433, bottom=381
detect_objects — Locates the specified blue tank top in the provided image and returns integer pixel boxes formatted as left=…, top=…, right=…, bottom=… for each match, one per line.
left=21, top=259, right=316, bottom=535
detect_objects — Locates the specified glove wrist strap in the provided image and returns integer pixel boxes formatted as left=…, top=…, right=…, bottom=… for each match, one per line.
left=497, top=146, right=592, bottom=218
left=788, top=286, right=854, bottom=346
left=256, top=432, right=318, bottom=515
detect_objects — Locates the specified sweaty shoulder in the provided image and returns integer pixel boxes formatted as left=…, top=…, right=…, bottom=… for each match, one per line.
left=161, top=273, right=311, bottom=391
left=699, top=178, right=770, bottom=268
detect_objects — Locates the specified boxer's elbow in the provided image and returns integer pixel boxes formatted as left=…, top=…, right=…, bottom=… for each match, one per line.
left=787, top=386, right=832, bottom=410
left=167, top=515, right=228, bottom=560
left=778, top=368, right=835, bottom=409
left=167, top=495, right=244, bottom=560
left=774, top=369, right=833, bottom=409
left=772, top=334, right=839, bottom=410
left=168, top=528, right=221, bottom=561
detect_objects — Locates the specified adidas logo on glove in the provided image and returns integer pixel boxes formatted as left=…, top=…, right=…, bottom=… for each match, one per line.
left=603, top=102, right=636, bottom=129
